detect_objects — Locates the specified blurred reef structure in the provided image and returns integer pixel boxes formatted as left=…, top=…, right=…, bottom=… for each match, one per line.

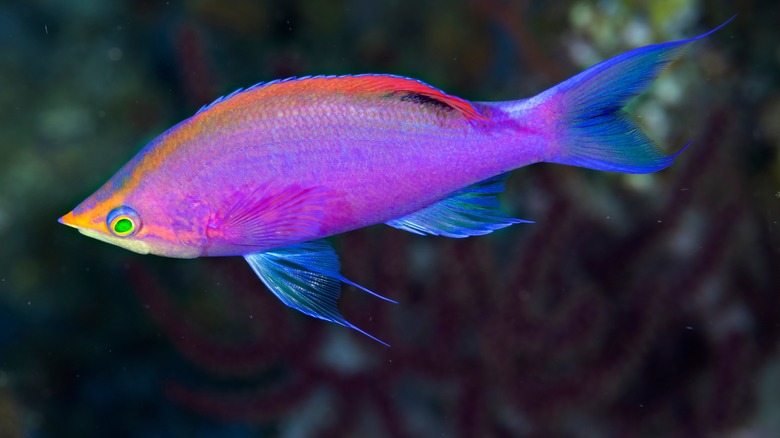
left=1, top=0, right=779, bottom=436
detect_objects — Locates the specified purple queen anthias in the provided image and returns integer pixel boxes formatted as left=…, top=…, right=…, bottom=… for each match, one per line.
left=59, top=19, right=733, bottom=345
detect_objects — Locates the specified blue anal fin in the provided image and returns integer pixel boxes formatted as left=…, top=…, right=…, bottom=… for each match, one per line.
left=244, top=239, right=395, bottom=346
left=385, top=174, right=532, bottom=238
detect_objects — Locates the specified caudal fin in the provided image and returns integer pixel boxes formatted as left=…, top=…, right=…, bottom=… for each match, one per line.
left=544, top=17, right=733, bottom=173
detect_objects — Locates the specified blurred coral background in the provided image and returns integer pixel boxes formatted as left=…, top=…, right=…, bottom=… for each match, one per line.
left=1, top=0, right=778, bottom=436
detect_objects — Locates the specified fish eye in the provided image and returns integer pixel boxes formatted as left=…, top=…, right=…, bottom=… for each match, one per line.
left=107, top=206, right=141, bottom=237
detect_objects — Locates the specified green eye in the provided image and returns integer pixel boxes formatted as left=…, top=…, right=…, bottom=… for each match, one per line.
left=113, top=218, right=134, bottom=235
left=107, top=206, right=141, bottom=237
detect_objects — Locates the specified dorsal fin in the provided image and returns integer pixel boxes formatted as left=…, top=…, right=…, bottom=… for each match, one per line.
left=196, top=74, right=491, bottom=123
left=334, top=75, right=491, bottom=122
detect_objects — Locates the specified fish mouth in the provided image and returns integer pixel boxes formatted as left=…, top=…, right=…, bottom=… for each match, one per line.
left=59, top=211, right=150, bottom=255
left=58, top=211, right=79, bottom=229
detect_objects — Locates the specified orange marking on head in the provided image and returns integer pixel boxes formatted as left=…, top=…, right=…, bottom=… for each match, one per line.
left=65, top=189, right=133, bottom=235
left=125, top=121, right=207, bottom=191
left=63, top=205, right=180, bottom=243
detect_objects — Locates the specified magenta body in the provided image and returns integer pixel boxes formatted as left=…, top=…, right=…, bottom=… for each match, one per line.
left=118, top=83, right=553, bottom=257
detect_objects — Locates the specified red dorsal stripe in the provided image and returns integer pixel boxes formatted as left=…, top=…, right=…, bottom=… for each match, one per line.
left=199, top=74, right=492, bottom=123
left=330, top=75, right=491, bottom=122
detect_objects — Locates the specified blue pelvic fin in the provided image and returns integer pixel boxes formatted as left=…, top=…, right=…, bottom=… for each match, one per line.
left=244, top=239, right=395, bottom=346
left=547, top=17, right=734, bottom=173
left=385, top=174, right=532, bottom=238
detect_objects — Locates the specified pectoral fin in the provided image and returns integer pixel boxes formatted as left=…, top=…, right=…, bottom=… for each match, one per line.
left=385, top=174, right=532, bottom=237
left=244, top=239, right=395, bottom=346
left=211, top=183, right=329, bottom=249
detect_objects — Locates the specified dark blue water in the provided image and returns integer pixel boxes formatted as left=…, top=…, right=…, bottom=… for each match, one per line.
left=1, top=1, right=776, bottom=436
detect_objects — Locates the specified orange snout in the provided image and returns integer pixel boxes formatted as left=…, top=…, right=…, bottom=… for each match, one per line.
left=58, top=211, right=96, bottom=230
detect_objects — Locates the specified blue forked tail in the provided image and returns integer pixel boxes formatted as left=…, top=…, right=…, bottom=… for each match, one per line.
left=542, top=17, right=734, bottom=173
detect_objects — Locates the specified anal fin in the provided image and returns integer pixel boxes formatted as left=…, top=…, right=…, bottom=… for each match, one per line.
left=385, top=174, right=532, bottom=238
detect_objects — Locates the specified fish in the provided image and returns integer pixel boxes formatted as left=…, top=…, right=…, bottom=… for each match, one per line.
left=59, top=18, right=732, bottom=345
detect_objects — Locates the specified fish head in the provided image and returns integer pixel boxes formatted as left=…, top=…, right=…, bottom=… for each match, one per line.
left=59, top=179, right=203, bottom=259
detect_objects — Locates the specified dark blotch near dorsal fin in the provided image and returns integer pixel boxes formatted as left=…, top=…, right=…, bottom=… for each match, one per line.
left=397, top=92, right=455, bottom=111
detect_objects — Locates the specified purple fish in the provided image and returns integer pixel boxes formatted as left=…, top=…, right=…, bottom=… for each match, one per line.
left=59, top=19, right=732, bottom=344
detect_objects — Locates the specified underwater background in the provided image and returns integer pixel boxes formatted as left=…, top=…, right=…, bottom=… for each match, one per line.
left=1, top=0, right=778, bottom=436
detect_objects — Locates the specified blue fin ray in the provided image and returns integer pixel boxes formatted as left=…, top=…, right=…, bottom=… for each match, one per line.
left=385, top=174, right=532, bottom=238
left=244, top=240, right=394, bottom=346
